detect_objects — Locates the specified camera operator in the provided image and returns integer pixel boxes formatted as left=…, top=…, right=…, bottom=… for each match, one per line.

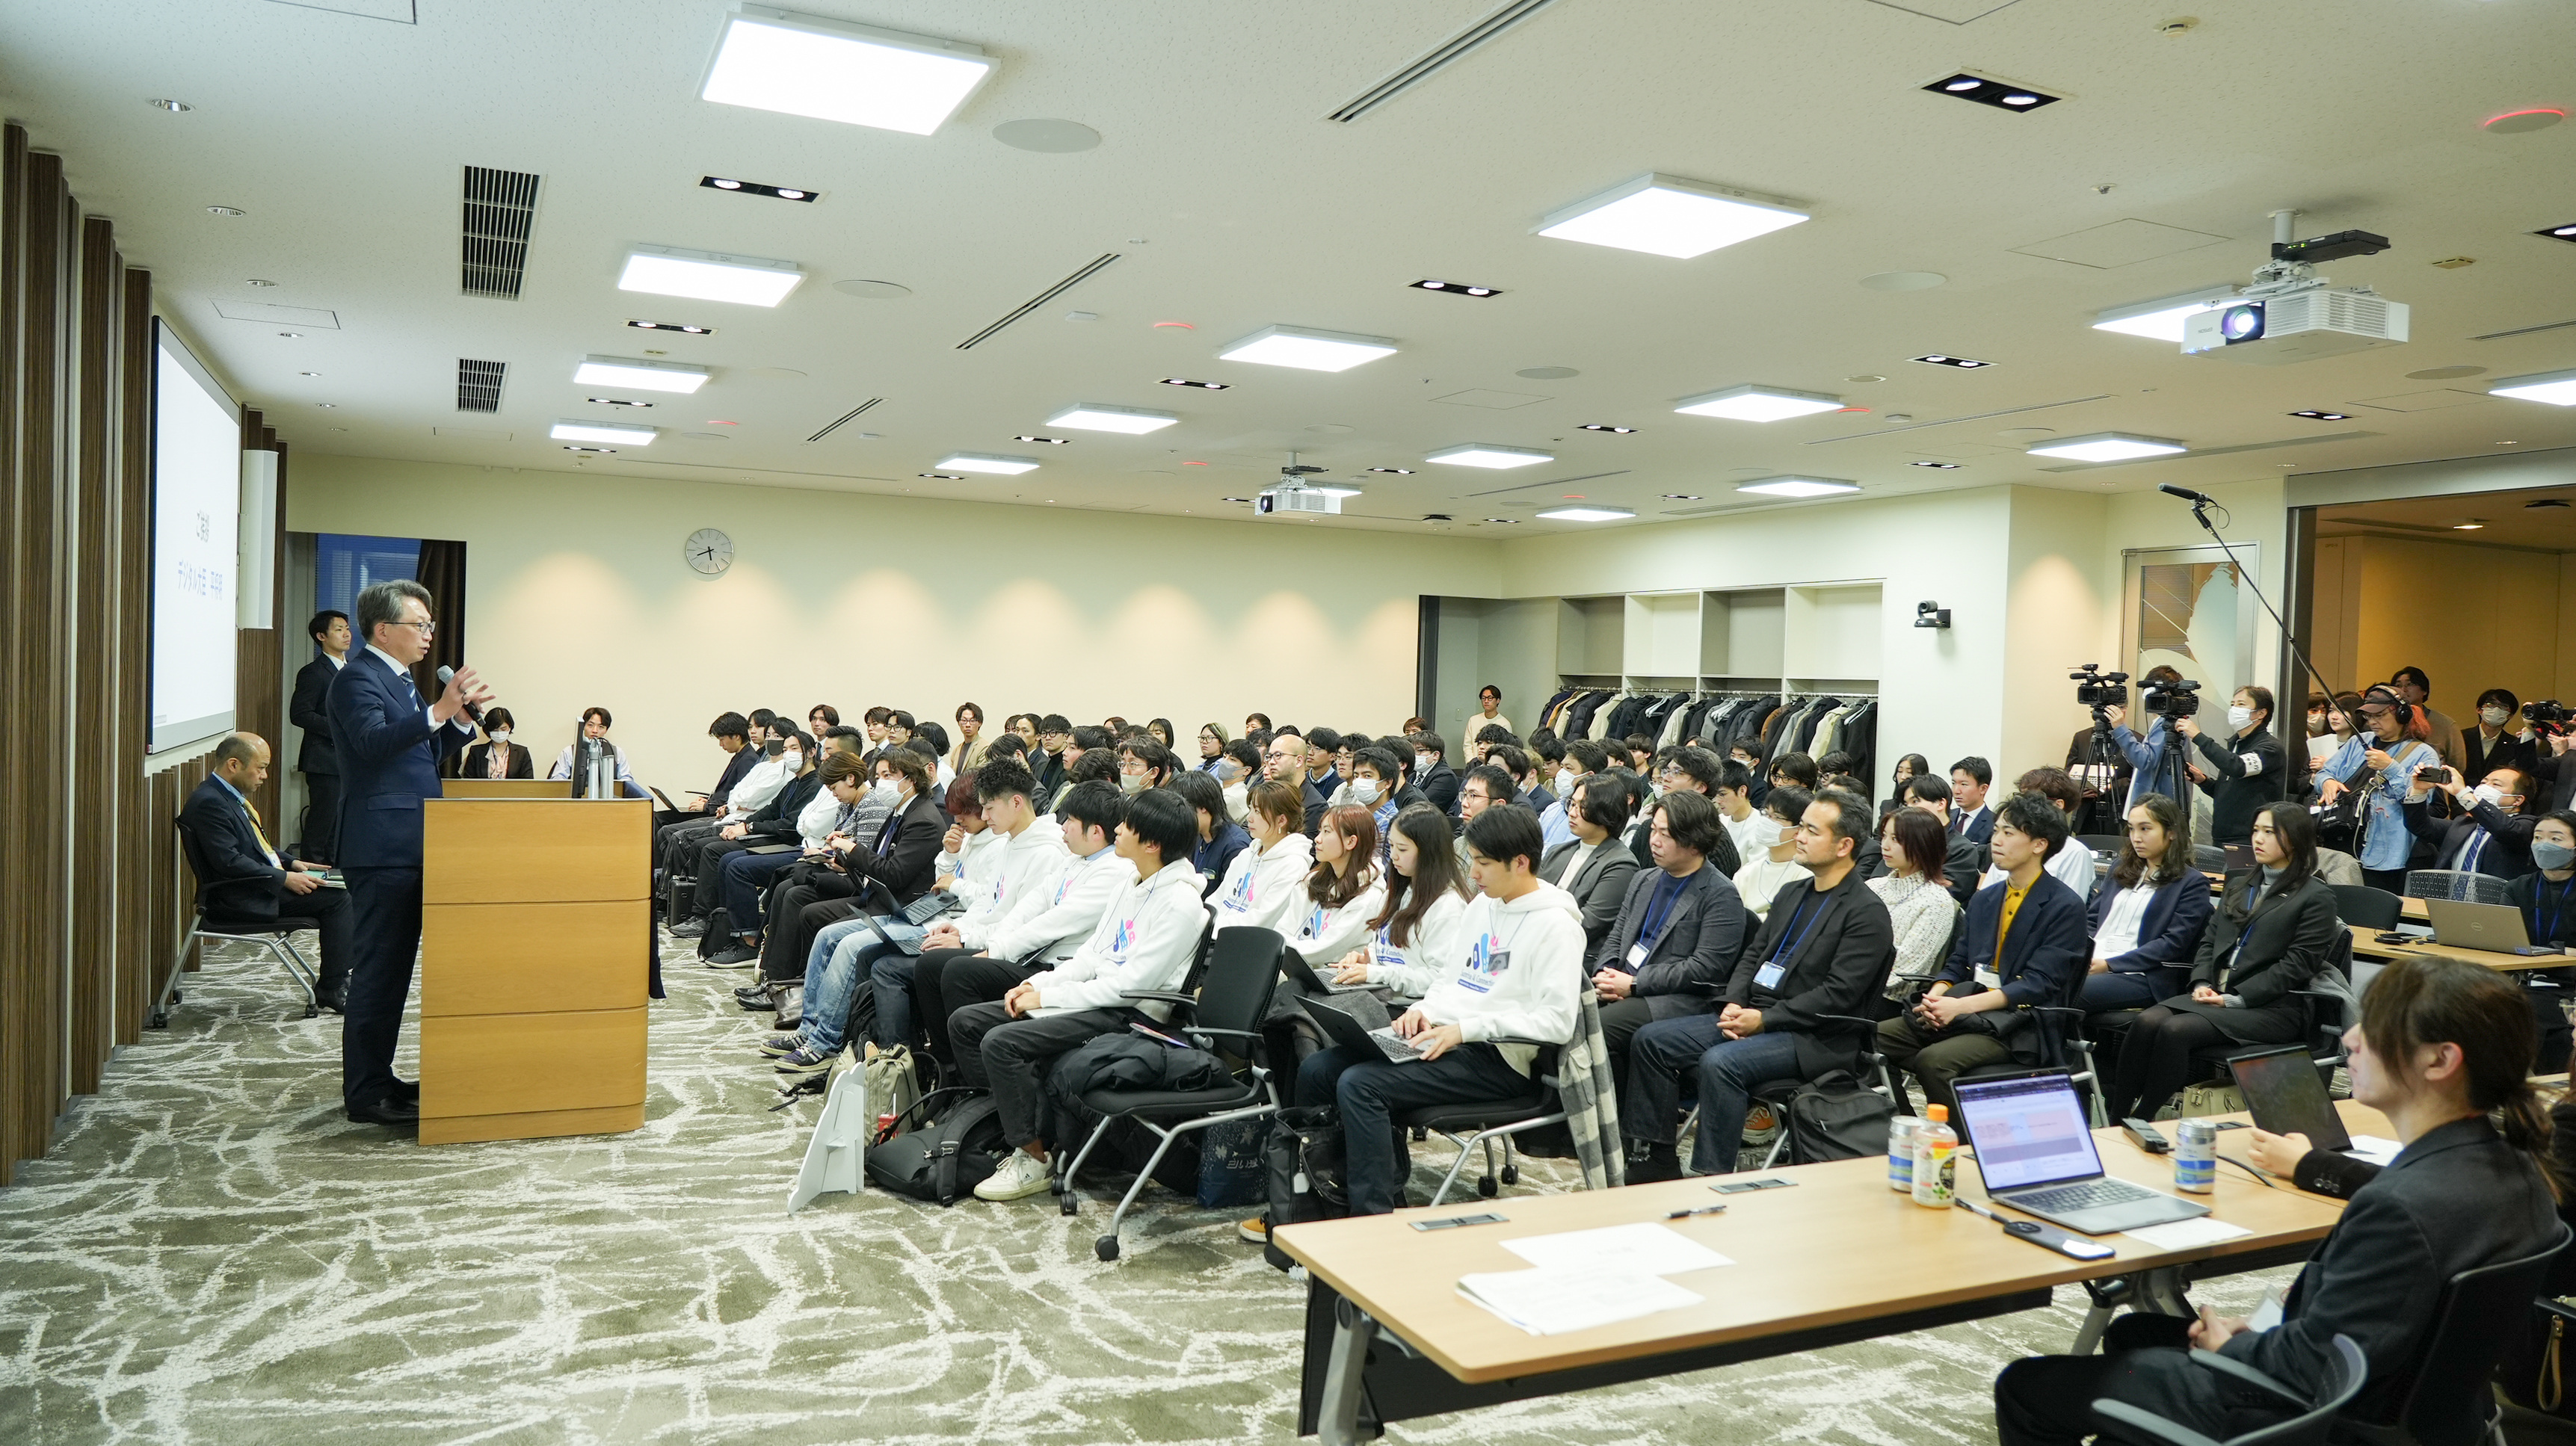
left=2465, top=688, right=2539, bottom=786
left=2178, top=685, right=2283, bottom=847
left=2316, top=685, right=2443, bottom=893
left=2404, top=764, right=2536, bottom=882
left=2529, top=703, right=2576, bottom=812
left=2101, top=665, right=2196, bottom=811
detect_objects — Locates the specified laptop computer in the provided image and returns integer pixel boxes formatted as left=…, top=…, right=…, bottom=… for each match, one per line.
left=2424, top=897, right=2537, bottom=953
left=1279, top=946, right=1378, bottom=997
left=1295, top=995, right=1428, bottom=1063
left=2228, top=1044, right=2354, bottom=1153
left=1951, top=1071, right=2210, bottom=1235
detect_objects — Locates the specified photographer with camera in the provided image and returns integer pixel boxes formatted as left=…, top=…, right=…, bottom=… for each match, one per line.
left=2317, top=685, right=2444, bottom=893
left=2404, top=763, right=2536, bottom=883
left=2101, top=665, right=2198, bottom=812
left=2178, top=685, right=2283, bottom=847
left=2525, top=701, right=2576, bottom=813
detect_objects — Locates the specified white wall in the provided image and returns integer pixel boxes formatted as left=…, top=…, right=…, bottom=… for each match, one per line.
left=287, top=455, right=1500, bottom=786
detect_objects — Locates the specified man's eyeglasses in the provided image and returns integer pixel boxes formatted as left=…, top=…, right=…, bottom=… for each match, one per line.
left=390, top=618, right=436, bottom=635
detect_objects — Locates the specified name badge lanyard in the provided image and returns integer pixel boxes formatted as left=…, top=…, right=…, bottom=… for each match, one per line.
left=1766, top=894, right=1828, bottom=970
left=2539, top=876, right=2576, bottom=947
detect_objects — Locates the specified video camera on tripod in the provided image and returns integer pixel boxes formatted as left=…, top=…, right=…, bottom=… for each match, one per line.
left=2528, top=699, right=2574, bottom=738
left=2072, top=664, right=2130, bottom=711
left=2142, top=676, right=2202, bottom=720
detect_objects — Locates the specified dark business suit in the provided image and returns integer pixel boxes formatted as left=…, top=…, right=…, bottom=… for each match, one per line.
left=1538, top=836, right=1641, bottom=954
left=1415, top=759, right=1458, bottom=813
left=762, top=794, right=946, bottom=981
left=1625, top=868, right=1894, bottom=1172
left=1995, top=1116, right=2560, bottom=1446
left=180, top=775, right=353, bottom=995
left=1875, top=871, right=2089, bottom=1110
left=455, top=741, right=534, bottom=779
left=1950, top=803, right=1993, bottom=845
left=2104, top=872, right=2340, bottom=1122
left=289, top=655, right=342, bottom=862
left=2402, top=791, right=2536, bottom=881
left=1589, top=862, right=1748, bottom=1099
left=2076, top=868, right=2216, bottom=1011
left=327, top=648, right=470, bottom=1113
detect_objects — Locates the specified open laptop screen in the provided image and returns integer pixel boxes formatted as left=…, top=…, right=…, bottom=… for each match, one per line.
left=1952, top=1072, right=2104, bottom=1190
left=2229, top=1045, right=2353, bottom=1152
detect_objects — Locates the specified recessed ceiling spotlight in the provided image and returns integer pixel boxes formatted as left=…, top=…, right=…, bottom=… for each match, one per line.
left=1159, top=377, right=1229, bottom=389
left=1909, top=460, right=1964, bottom=469
left=148, top=99, right=193, bottom=112
left=2027, top=431, right=2187, bottom=461
left=1846, top=374, right=1887, bottom=383
left=937, top=451, right=1041, bottom=475
left=1660, top=493, right=1702, bottom=500
left=586, top=397, right=655, bottom=408
left=276, top=331, right=303, bottom=338
left=2537, top=223, right=2576, bottom=244
left=2491, top=368, right=2576, bottom=406
left=1736, top=476, right=1862, bottom=498
left=2092, top=285, right=2238, bottom=342
left=700, top=9, right=997, bottom=135
left=1535, top=505, right=1635, bottom=522
left=1923, top=72, right=2063, bottom=112
left=1047, top=403, right=1179, bottom=434
left=315, top=402, right=337, bottom=409
left=206, top=206, right=244, bottom=216
left=2453, top=520, right=2487, bottom=531
left=1426, top=443, right=1553, bottom=469
left=1674, top=383, right=1843, bottom=421
left=1535, top=173, right=1808, bottom=259
left=552, top=418, right=658, bottom=445
left=919, top=472, right=965, bottom=481
left=1217, top=324, right=1397, bottom=372
left=245, top=279, right=277, bottom=288
left=1409, top=279, right=1503, bottom=297
left=1366, top=466, right=1417, bottom=475
left=628, top=319, right=716, bottom=334
left=1482, top=517, right=1521, bottom=524
left=1578, top=424, right=1638, bottom=433
left=698, top=176, right=822, bottom=202
left=562, top=445, right=617, bottom=454
left=2289, top=409, right=2351, bottom=421
left=573, top=356, right=712, bottom=394
left=618, top=245, right=803, bottom=307
left=1912, top=353, right=1994, bottom=368
left=1014, top=435, right=1070, bottom=445
left=298, top=371, right=321, bottom=377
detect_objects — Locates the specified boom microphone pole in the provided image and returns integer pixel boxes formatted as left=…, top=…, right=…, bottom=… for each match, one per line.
left=2155, top=484, right=2344, bottom=776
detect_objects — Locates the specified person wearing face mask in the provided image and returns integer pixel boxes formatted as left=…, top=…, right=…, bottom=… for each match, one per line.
left=1344, top=748, right=1406, bottom=870
left=1406, top=730, right=1459, bottom=813
left=2403, top=761, right=2536, bottom=883
left=1215, top=738, right=1259, bottom=822
left=1113, top=736, right=1174, bottom=797
left=2177, top=685, right=2284, bottom=847
left=2506, top=809, right=2576, bottom=1072
left=459, top=705, right=533, bottom=780
left=1732, top=786, right=1815, bottom=920
left=2462, top=688, right=2539, bottom=786
left=667, top=728, right=808, bottom=936
left=1539, top=740, right=1609, bottom=852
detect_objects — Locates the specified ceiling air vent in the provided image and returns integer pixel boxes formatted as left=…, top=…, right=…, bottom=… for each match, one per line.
left=461, top=165, right=540, bottom=299
left=456, top=359, right=507, bottom=413
left=1326, top=0, right=1561, bottom=123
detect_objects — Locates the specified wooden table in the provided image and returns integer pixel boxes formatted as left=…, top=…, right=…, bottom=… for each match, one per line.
left=2346, top=923, right=2572, bottom=974
left=1278, top=1105, right=2367, bottom=1442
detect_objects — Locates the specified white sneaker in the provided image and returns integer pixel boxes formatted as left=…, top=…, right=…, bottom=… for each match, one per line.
left=974, top=1149, right=1055, bottom=1202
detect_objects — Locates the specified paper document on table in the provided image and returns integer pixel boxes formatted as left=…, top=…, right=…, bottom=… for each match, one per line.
left=2348, top=1136, right=2402, bottom=1167
left=2123, top=1217, right=2253, bottom=1250
left=1456, top=1269, right=1704, bottom=1336
left=1498, top=1222, right=1736, bottom=1277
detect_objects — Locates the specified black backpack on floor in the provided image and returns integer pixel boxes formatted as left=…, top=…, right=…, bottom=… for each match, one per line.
left=1783, top=1069, right=1896, bottom=1164
left=864, top=1087, right=1007, bottom=1206
left=1261, top=1105, right=1349, bottom=1271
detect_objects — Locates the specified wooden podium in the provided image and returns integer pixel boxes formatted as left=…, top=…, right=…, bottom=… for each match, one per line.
left=419, top=795, right=652, bottom=1145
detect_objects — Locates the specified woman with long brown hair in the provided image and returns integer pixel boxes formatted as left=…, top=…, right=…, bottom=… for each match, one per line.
left=1333, top=803, right=1469, bottom=994
left=1289, top=803, right=1384, bottom=965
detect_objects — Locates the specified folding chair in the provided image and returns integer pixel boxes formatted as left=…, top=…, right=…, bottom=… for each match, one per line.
left=151, top=816, right=321, bottom=1028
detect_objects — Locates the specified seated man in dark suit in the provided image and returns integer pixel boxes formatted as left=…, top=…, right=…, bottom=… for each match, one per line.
left=183, top=732, right=354, bottom=1010
left=1875, top=790, right=2089, bottom=1113
left=2403, top=764, right=2536, bottom=882
left=1589, top=790, right=1748, bottom=1099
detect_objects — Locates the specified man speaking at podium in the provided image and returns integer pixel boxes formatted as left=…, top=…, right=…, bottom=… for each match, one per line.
left=328, top=579, right=493, bottom=1129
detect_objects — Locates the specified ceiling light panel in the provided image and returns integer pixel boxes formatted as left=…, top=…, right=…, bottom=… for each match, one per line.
left=1535, top=505, right=1636, bottom=521
left=1217, top=324, right=1398, bottom=372
left=1409, top=279, right=1503, bottom=297
left=1535, top=173, right=1808, bottom=259
left=699, top=175, right=821, bottom=201
left=1735, top=477, right=1861, bottom=498
left=1047, top=403, right=1180, bottom=434
left=937, top=451, right=1041, bottom=475
left=700, top=6, right=996, bottom=136
left=1426, top=443, right=1553, bottom=469
left=572, top=356, right=712, bottom=393
left=2092, top=285, right=2238, bottom=342
left=552, top=418, right=658, bottom=445
left=2492, top=368, right=2576, bottom=405
left=2025, top=431, right=2187, bottom=461
left=1923, top=72, right=2062, bottom=112
left=619, top=245, right=803, bottom=307
left=563, top=445, right=617, bottom=454
left=1674, top=383, right=1843, bottom=421
left=627, top=318, right=715, bottom=334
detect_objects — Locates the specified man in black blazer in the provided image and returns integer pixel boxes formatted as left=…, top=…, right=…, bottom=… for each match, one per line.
left=1876, top=791, right=2089, bottom=1112
left=183, top=733, right=353, bottom=1007
left=328, top=580, right=490, bottom=1128
left=1589, top=791, right=1748, bottom=1097
left=1624, top=786, right=1893, bottom=1178
left=1948, top=756, right=1995, bottom=844
left=289, top=609, right=349, bottom=863
left=2402, top=764, right=2536, bottom=882
left=1408, top=730, right=1459, bottom=814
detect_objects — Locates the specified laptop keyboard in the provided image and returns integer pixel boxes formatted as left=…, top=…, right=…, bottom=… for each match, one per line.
left=2009, top=1178, right=2156, bottom=1212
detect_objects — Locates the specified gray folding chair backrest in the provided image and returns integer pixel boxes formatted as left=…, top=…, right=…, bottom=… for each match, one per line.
left=2329, top=884, right=2404, bottom=930
left=2374, top=1221, right=2574, bottom=1446
left=2093, top=1334, right=2366, bottom=1446
left=2403, top=869, right=2511, bottom=906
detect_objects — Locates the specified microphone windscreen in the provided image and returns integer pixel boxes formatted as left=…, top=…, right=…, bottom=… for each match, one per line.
left=436, top=664, right=456, bottom=685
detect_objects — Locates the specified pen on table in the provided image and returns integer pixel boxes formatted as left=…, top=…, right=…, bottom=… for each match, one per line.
left=1666, top=1205, right=1728, bottom=1220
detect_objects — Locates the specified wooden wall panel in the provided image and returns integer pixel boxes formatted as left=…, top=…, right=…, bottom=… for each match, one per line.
left=0, top=115, right=31, bottom=1183
left=70, top=215, right=118, bottom=1092
left=115, top=266, right=151, bottom=1044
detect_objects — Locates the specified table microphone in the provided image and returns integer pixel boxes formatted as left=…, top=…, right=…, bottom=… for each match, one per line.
left=434, top=664, right=485, bottom=723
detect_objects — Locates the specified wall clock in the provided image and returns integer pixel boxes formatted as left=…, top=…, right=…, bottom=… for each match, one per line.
left=685, top=527, right=734, bottom=576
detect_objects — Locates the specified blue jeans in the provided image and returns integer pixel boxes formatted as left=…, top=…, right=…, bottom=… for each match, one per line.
left=798, top=917, right=924, bottom=1054
left=1627, top=1019, right=1803, bottom=1175
left=1296, top=1042, right=1532, bottom=1216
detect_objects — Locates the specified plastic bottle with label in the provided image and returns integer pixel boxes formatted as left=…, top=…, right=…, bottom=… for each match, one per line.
left=1911, top=1104, right=1959, bottom=1208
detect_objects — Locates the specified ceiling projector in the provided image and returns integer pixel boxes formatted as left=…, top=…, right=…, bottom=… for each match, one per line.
left=2181, top=211, right=2407, bottom=365
left=1257, top=460, right=1346, bottom=516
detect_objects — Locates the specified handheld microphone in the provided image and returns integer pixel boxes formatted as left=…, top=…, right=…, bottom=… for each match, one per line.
left=434, top=664, right=484, bottom=723
left=2157, top=483, right=2217, bottom=505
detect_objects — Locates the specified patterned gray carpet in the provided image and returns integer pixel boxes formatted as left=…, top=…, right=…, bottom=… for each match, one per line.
left=0, top=936, right=2284, bottom=1445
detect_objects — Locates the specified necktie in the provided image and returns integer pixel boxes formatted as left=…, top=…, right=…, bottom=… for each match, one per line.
left=242, top=798, right=277, bottom=865
left=2462, top=829, right=2488, bottom=874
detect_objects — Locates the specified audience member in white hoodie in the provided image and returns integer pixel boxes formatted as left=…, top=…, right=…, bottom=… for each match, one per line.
left=1332, top=803, right=1471, bottom=998
left=1289, top=804, right=1387, bottom=968
left=1293, top=803, right=1587, bottom=1217
left=1210, top=781, right=1314, bottom=938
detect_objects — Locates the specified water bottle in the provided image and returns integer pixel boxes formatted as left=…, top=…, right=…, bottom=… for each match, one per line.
left=2174, top=1118, right=2216, bottom=1194
left=1911, top=1104, right=1959, bottom=1208
left=1888, top=1116, right=1923, bottom=1193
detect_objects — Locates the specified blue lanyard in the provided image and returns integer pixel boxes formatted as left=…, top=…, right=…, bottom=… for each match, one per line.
left=1766, top=892, right=1828, bottom=967
left=1639, top=873, right=1687, bottom=947
left=2536, top=877, right=2576, bottom=945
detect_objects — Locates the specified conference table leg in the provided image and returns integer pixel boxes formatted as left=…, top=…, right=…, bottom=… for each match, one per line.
left=1316, top=1297, right=1381, bottom=1446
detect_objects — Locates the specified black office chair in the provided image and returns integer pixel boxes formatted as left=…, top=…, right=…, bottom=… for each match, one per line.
left=2092, top=1334, right=2367, bottom=1446
left=152, top=815, right=321, bottom=1028
left=2340, top=1222, right=2574, bottom=1446
left=2406, top=869, right=2511, bottom=907
left=2329, top=884, right=2406, bottom=931
left=1052, top=916, right=1254, bottom=1261
left=1396, top=1039, right=1571, bottom=1204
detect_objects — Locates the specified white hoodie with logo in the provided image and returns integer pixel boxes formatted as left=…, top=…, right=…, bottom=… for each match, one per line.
left=1414, top=880, right=1588, bottom=1075
left=1211, top=830, right=1313, bottom=937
